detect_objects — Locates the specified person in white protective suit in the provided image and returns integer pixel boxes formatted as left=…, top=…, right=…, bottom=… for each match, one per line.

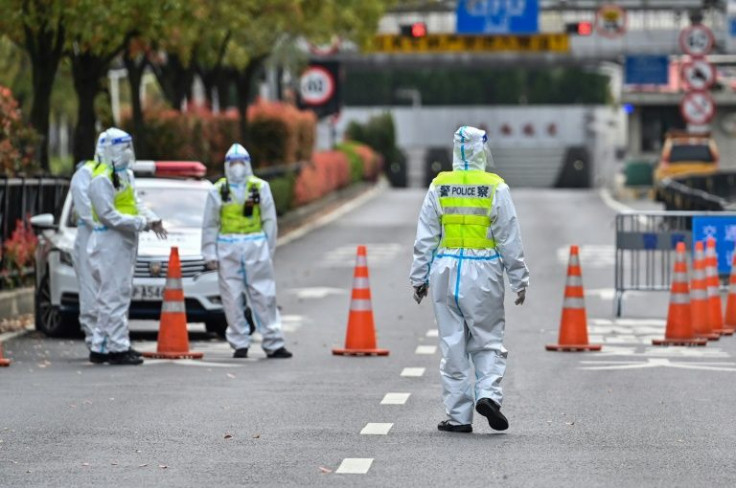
left=410, top=126, right=529, bottom=433
left=201, top=143, right=292, bottom=359
left=88, top=128, right=167, bottom=365
left=69, top=132, right=108, bottom=349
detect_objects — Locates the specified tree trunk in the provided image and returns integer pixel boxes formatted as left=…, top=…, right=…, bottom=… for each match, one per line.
left=234, top=57, right=266, bottom=146
left=24, top=22, right=65, bottom=172
left=123, top=51, right=148, bottom=157
left=71, top=53, right=107, bottom=163
left=151, top=53, right=194, bottom=109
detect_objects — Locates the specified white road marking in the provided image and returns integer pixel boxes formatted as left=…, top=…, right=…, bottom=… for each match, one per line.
left=381, top=393, right=411, bottom=405
left=580, top=358, right=736, bottom=372
left=415, top=345, right=437, bottom=355
left=286, top=287, right=347, bottom=299
left=143, top=359, right=245, bottom=367
left=426, top=329, right=439, bottom=337
left=360, top=423, right=393, bottom=435
left=401, top=367, right=426, bottom=377
left=335, top=458, right=374, bottom=474
left=557, top=245, right=615, bottom=268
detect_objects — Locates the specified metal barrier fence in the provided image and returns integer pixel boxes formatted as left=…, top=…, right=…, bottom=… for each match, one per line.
left=614, top=211, right=736, bottom=317
left=0, top=177, right=70, bottom=241
left=656, top=171, right=736, bottom=211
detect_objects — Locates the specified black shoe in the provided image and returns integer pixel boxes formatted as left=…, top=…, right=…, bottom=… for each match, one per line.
left=108, top=350, right=144, bottom=366
left=233, top=348, right=249, bottom=358
left=89, top=351, right=108, bottom=364
left=266, top=347, right=292, bottom=359
left=129, top=348, right=142, bottom=358
left=475, top=398, right=509, bottom=431
left=437, top=420, right=472, bottom=433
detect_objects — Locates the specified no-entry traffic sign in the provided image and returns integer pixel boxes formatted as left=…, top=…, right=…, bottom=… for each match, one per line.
left=679, top=24, right=715, bottom=57
left=680, top=91, right=716, bottom=125
left=681, top=59, right=717, bottom=90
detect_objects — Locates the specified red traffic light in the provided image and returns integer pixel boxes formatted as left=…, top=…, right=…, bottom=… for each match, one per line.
left=577, top=21, right=592, bottom=36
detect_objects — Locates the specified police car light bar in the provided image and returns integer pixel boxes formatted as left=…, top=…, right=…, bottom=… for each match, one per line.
left=132, top=161, right=207, bottom=178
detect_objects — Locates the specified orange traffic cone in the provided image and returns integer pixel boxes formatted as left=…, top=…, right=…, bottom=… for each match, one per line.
left=706, top=237, right=730, bottom=336
left=333, top=245, right=389, bottom=356
left=722, top=248, right=736, bottom=335
left=692, top=241, right=719, bottom=341
left=546, top=245, right=601, bottom=352
left=653, top=242, right=706, bottom=346
left=142, top=247, right=203, bottom=359
left=0, top=343, right=10, bottom=367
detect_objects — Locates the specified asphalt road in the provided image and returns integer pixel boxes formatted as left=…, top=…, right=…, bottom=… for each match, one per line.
left=2, top=187, right=736, bottom=487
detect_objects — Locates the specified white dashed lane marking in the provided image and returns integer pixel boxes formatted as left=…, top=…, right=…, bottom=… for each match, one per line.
left=401, top=367, right=426, bottom=377
left=360, top=423, right=393, bottom=435
left=426, top=329, right=438, bottom=337
left=335, top=458, right=374, bottom=474
left=415, top=345, right=437, bottom=355
left=381, top=393, right=411, bottom=405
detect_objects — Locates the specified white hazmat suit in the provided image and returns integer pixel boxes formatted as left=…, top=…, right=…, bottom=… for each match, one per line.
left=201, top=144, right=290, bottom=357
left=69, top=133, right=108, bottom=348
left=88, top=128, right=161, bottom=359
left=410, top=126, right=529, bottom=428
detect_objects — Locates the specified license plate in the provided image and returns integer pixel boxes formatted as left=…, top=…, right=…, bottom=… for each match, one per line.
left=132, top=285, right=164, bottom=301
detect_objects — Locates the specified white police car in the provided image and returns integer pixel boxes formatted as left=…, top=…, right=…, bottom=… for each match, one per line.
left=30, top=161, right=227, bottom=337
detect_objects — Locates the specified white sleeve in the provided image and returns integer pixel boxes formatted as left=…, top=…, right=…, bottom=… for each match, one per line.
left=201, top=187, right=221, bottom=262
left=259, top=182, right=278, bottom=257
left=70, top=166, right=94, bottom=227
left=490, top=184, right=530, bottom=292
left=409, top=184, right=442, bottom=287
left=88, top=176, right=146, bottom=234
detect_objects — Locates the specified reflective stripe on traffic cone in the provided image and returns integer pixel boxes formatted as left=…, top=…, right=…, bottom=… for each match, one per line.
left=142, top=247, right=203, bottom=359
left=0, top=343, right=10, bottom=367
left=691, top=241, right=719, bottom=341
left=546, top=245, right=601, bottom=352
left=706, top=237, right=730, bottom=336
left=722, top=247, right=736, bottom=335
left=333, top=245, right=389, bottom=356
left=653, top=241, right=706, bottom=346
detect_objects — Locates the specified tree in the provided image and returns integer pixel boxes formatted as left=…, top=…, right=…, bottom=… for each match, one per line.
left=0, top=0, right=68, bottom=171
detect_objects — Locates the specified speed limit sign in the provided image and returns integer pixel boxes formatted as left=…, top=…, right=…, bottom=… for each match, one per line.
left=680, top=91, right=716, bottom=125
left=679, top=25, right=714, bottom=57
left=299, top=66, right=335, bottom=106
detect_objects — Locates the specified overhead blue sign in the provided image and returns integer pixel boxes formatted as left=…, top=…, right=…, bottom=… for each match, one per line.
left=624, top=55, right=669, bottom=85
left=456, top=0, right=539, bottom=34
left=692, top=216, right=736, bottom=274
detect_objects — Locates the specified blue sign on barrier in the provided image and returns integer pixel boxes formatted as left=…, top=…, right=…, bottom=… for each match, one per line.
left=692, top=216, right=736, bottom=274
left=624, top=55, right=669, bottom=85
left=456, top=0, right=539, bottom=34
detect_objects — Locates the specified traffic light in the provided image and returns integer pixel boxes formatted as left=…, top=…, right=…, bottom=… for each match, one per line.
left=400, top=22, right=427, bottom=38
left=565, top=22, right=593, bottom=36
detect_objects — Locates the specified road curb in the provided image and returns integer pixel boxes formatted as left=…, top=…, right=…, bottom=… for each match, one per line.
left=0, top=287, right=33, bottom=321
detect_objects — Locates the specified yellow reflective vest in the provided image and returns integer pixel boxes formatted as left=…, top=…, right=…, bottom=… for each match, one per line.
left=433, top=170, right=504, bottom=249
left=91, top=164, right=138, bottom=222
left=215, top=177, right=263, bottom=235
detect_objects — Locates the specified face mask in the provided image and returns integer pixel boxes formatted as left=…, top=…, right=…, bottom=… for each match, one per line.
left=229, top=163, right=247, bottom=182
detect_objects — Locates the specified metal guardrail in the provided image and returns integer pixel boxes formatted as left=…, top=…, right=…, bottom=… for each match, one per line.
left=0, top=176, right=70, bottom=242
left=656, top=171, right=736, bottom=212
left=614, top=211, right=736, bottom=317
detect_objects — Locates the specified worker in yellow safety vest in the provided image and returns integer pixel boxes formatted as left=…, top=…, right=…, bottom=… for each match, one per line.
left=69, top=132, right=108, bottom=349
left=410, top=126, right=529, bottom=433
left=201, top=143, right=292, bottom=359
left=88, top=128, right=167, bottom=366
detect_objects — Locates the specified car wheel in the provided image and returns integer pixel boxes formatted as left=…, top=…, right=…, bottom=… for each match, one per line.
left=205, top=318, right=228, bottom=338
left=35, top=273, right=78, bottom=337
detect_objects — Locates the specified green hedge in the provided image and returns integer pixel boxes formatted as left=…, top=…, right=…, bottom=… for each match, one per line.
left=335, top=142, right=364, bottom=183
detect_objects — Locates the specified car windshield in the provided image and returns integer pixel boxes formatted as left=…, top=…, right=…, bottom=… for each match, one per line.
left=136, top=186, right=209, bottom=228
left=669, top=143, right=715, bottom=163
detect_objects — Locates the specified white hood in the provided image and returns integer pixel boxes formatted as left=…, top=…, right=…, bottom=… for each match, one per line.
left=452, top=126, right=492, bottom=171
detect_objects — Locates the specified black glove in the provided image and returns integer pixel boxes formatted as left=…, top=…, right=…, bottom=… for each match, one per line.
left=515, top=289, right=526, bottom=306
left=413, top=284, right=428, bottom=304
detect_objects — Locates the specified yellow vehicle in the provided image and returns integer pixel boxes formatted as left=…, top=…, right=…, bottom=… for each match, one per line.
left=653, top=131, right=719, bottom=183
